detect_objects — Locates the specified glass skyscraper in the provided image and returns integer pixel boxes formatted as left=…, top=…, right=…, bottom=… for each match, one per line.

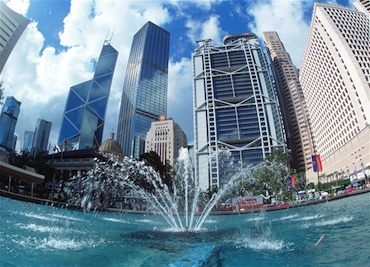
left=58, top=41, right=118, bottom=151
left=117, top=21, right=170, bottom=158
left=22, top=130, right=34, bottom=153
left=0, top=96, right=21, bottom=151
left=31, top=119, right=52, bottom=157
left=193, top=33, right=286, bottom=190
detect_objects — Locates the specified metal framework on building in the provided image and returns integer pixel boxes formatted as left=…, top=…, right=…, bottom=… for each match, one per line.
left=193, top=36, right=286, bottom=190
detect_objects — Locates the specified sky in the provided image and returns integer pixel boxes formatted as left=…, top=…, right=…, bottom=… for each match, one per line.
left=1, top=0, right=353, bottom=153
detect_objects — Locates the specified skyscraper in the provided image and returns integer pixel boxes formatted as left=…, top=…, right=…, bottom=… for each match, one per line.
left=31, top=119, right=52, bottom=157
left=58, top=41, right=118, bottom=151
left=22, top=130, right=34, bottom=153
left=117, top=21, right=170, bottom=158
left=263, top=31, right=314, bottom=175
left=145, top=116, right=188, bottom=168
left=0, top=1, right=30, bottom=73
left=193, top=34, right=286, bottom=190
left=300, top=3, right=370, bottom=184
left=353, top=0, right=370, bottom=14
left=0, top=96, right=21, bottom=151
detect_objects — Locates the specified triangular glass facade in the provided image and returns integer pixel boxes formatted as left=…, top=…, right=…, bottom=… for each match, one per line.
left=58, top=42, right=118, bottom=150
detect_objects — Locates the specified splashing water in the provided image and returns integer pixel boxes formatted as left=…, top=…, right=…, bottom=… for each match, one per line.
left=64, top=148, right=254, bottom=232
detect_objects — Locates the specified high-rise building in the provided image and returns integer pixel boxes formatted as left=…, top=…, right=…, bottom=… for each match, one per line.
left=0, top=1, right=30, bottom=73
left=22, top=130, right=34, bottom=153
left=117, top=21, right=170, bottom=158
left=0, top=96, right=21, bottom=151
left=263, top=31, right=314, bottom=175
left=145, top=116, right=188, bottom=168
left=58, top=41, right=118, bottom=151
left=300, top=3, right=370, bottom=184
left=353, top=0, right=370, bottom=14
left=31, top=119, right=52, bottom=157
left=193, top=33, right=286, bottom=190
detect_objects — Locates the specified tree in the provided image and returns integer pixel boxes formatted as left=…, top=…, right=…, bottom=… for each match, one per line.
left=139, top=151, right=173, bottom=189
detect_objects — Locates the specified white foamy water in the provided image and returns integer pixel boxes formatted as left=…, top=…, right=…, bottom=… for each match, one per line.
left=102, top=217, right=129, bottom=223
left=135, top=219, right=154, bottom=223
left=272, top=214, right=299, bottom=222
left=246, top=216, right=265, bottom=222
left=14, top=236, right=105, bottom=251
left=238, top=237, right=292, bottom=251
left=51, top=213, right=86, bottom=222
left=17, top=223, right=65, bottom=234
left=302, top=216, right=353, bottom=228
left=16, top=223, right=82, bottom=234
left=18, top=212, right=59, bottom=222
left=293, top=214, right=324, bottom=222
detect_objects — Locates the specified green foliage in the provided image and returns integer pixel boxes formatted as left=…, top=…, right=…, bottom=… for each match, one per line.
left=231, top=148, right=294, bottom=200
left=139, top=151, right=173, bottom=189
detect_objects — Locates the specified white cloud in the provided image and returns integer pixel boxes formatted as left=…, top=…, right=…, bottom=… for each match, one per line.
left=247, top=0, right=313, bottom=67
left=1, top=0, right=173, bottom=152
left=4, top=0, right=29, bottom=15
left=168, top=0, right=221, bottom=10
left=186, top=15, right=224, bottom=44
left=168, top=57, right=194, bottom=143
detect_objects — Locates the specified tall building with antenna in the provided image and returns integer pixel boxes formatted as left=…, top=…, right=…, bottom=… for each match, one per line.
left=58, top=40, right=118, bottom=151
left=192, top=34, right=286, bottom=190
left=116, top=21, right=170, bottom=158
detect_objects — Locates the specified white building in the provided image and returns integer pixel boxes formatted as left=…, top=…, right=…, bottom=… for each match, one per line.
left=300, top=3, right=370, bottom=184
left=0, top=1, right=29, bottom=73
left=353, top=0, right=370, bottom=14
left=145, top=116, right=187, bottom=168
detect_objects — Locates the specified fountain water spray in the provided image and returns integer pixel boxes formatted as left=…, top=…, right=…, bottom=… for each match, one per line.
left=64, top=148, right=254, bottom=232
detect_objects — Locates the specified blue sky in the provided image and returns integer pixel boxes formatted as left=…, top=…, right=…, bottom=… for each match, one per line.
left=1, top=0, right=353, bottom=152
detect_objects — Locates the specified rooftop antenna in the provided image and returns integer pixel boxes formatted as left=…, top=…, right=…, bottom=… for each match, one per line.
left=104, top=27, right=115, bottom=45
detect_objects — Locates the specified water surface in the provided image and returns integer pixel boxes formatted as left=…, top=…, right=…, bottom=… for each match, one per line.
left=1, top=193, right=369, bottom=266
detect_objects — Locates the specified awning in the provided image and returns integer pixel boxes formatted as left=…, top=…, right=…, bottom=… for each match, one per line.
left=0, top=161, right=44, bottom=184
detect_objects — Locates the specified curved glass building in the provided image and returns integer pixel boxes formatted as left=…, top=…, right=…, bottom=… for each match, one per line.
left=116, top=21, right=170, bottom=158
left=58, top=41, right=118, bottom=151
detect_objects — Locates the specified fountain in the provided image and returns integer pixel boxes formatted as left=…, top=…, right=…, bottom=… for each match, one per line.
left=63, top=147, right=253, bottom=232
left=1, top=147, right=369, bottom=266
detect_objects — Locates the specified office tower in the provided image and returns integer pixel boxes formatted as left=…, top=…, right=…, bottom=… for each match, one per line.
left=58, top=41, right=118, bottom=151
left=300, top=3, right=370, bottom=184
left=31, top=119, right=52, bottom=157
left=353, top=0, right=370, bottom=14
left=22, top=130, right=34, bottom=153
left=0, top=96, right=21, bottom=151
left=117, top=21, right=170, bottom=158
left=263, top=31, right=314, bottom=175
left=145, top=116, right=188, bottom=168
left=0, top=1, right=30, bottom=73
left=193, top=33, right=286, bottom=190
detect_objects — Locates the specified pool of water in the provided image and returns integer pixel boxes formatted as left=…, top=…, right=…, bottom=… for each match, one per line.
left=1, top=193, right=369, bottom=267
